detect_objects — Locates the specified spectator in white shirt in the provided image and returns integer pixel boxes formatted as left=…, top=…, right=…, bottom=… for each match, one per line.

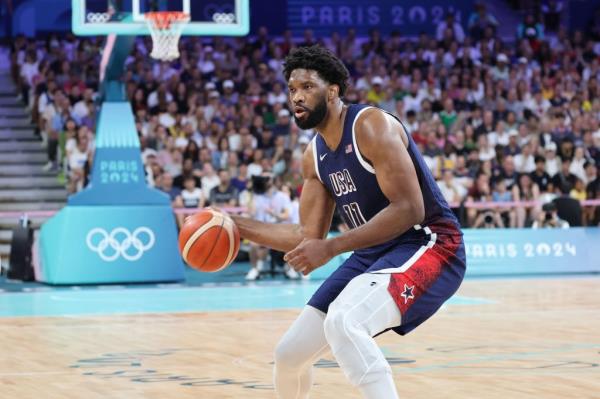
left=437, top=169, right=466, bottom=205
left=478, top=134, right=496, bottom=162
left=488, top=121, right=510, bottom=147
left=158, top=101, right=178, bottom=128
left=268, top=81, right=288, bottom=106
left=569, top=146, right=588, bottom=183
left=200, top=162, right=220, bottom=200
left=491, top=53, right=510, bottom=81
left=403, top=82, right=424, bottom=113
left=514, top=142, right=536, bottom=173
left=147, top=83, right=173, bottom=110
left=544, top=142, right=561, bottom=177
left=67, top=126, right=93, bottom=193
left=525, top=90, right=551, bottom=118
left=174, top=176, right=205, bottom=228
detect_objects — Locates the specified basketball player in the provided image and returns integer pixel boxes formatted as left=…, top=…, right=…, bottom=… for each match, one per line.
left=230, top=45, right=466, bottom=399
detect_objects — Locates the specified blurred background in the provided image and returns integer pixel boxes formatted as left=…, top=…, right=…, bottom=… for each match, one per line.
left=0, top=0, right=599, bottom=284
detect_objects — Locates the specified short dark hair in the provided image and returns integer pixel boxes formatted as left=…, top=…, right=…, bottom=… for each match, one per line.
left=283, top=45, right=350, bottom=97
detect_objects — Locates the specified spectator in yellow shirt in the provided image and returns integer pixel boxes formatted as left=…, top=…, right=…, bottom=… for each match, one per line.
left=366, top=76, right=385, bottom=104
left=570, top=178, right=587, bottom=201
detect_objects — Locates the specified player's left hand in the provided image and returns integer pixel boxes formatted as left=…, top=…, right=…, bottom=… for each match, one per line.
left=284, top=238, right=335, bottom=275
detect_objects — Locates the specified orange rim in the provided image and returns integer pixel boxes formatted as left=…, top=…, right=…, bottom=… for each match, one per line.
left=145, top=11, right=189, bottom=30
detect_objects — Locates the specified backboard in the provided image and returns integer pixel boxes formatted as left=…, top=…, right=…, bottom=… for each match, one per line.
left=72, top=0, right=249, bottom=36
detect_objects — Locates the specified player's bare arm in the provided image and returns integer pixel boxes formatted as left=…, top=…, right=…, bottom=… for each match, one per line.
left=230, top=143, right=336, bottom=253
left=285, top=108, right=425, bottom=273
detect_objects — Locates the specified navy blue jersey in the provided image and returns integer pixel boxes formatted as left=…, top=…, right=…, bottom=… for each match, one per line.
left=312, top=104, right=460, bottom=255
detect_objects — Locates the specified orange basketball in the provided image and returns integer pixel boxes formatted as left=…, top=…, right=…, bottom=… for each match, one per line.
left=178, top=209, right=240, bottom=272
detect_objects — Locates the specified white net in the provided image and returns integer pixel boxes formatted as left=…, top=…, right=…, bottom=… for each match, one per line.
left=144, top=12, right=190, bottom=62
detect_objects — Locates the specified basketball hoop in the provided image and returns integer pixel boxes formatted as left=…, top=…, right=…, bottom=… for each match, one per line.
left=144, top=11, right=190, bottom=61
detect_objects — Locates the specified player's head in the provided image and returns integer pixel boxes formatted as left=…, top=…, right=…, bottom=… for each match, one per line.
left=283, top=45, right=350, bottom=129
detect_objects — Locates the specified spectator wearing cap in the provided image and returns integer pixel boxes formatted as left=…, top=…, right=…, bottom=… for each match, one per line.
left=198, top=46, right=216, bottom=77
left=204, top=90, right=220, bottom=122
left=367, top=76, right=385, bottom=104
left=272, top=108, right=291, bottom=136
left=492, top=54, right=510, bottom=81
left=220, top=79, right=239, bottom=106
left=532, top=202, right=570, bottom=229
left=544, top=142, right=561, bottom=177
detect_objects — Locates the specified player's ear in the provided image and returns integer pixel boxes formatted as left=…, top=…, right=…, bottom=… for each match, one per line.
left=329, top=84, right=339, bottom=101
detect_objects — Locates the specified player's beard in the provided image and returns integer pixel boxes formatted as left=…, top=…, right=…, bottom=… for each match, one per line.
left=294, top=94, right=328, bottom=130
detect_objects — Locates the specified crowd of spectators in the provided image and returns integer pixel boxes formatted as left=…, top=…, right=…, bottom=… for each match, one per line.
left=9, top=3, right=600, bottom=234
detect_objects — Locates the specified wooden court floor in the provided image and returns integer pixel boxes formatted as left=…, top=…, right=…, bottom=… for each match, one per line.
left=0, top=277, right=598, bottom=399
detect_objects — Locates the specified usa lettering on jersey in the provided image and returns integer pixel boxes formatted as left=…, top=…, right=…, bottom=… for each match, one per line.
left=328, top=169, right=357, bottom=197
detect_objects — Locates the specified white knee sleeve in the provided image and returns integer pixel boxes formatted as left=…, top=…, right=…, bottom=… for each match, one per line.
left=274, top=305, right=328, bottom=370
left=324, top=274, right=401, bottom=387
left=274, top=306, right=329, bottom=399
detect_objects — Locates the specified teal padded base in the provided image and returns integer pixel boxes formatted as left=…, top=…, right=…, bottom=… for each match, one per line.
left=37, top=205, right=185, bottom=284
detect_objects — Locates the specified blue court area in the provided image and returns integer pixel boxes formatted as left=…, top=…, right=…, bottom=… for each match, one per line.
left=0, top=262, right=493, bottom=317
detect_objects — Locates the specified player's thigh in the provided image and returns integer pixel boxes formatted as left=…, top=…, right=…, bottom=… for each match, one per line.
left=307, top=253, right=371, bottom=314
left=327, top=273, right=402, bottom=337
left=367, top=235, right=466, bottom=335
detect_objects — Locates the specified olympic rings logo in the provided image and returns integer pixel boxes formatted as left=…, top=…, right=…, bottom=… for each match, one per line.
left=86, top=227, right=155, bottom=262
left=86, top=12, right=111, bottom=23
left=212, top=13, right=236, bottom=24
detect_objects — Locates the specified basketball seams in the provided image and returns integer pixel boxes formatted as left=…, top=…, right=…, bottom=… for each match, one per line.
left=181, top=216, right=222, bottom=261
left=180, top=210, right=240, bottom=272
left=197, top=216, right=225, bottom=271
left=212, top=218, right=236, bottom=272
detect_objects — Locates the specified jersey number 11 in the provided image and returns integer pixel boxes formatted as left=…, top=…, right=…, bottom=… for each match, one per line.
left=342, top=202, right=367, bottom=228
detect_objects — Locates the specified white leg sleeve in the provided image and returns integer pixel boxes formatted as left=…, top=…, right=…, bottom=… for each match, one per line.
left=323, top=273, right=401, bottom=398
left=274, top=305, right=329, bottom=399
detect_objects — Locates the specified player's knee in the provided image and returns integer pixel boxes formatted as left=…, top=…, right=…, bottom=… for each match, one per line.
left=323, top=306, right=357, bottom=352
left=324, top=305, right=392, bottom=386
